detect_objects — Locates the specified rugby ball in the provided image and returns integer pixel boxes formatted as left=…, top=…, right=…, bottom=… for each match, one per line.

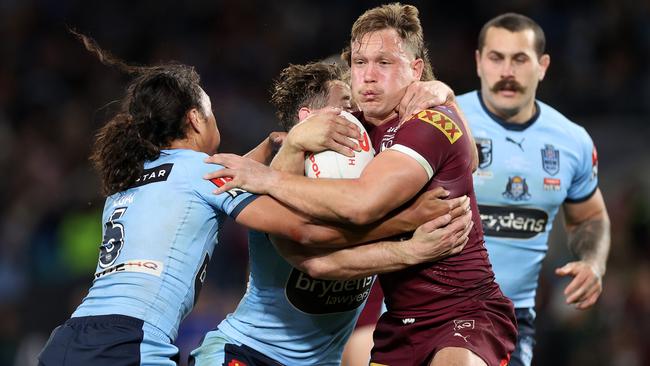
left=304, top=111, right=374, bottom=179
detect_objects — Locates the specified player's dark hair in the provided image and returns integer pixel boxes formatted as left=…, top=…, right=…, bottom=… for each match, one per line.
left=344, top=3, right=434, bottom=81
left=478, top=13, right=546, bottom=57
left=271, top=62, right=345, bottom=131
left=72, top=30, right=205, bottom=196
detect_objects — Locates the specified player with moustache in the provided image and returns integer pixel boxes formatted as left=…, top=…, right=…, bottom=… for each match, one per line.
left=191, top=62, right=474, bottom=366
left=457, top=13, right=611, bottom=366
left=206, top=4, right=517, bottom=366
left=39, top=32, right=471, bottom=366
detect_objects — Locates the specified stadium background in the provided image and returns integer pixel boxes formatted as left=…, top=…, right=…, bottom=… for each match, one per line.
left=1, top=0, right=648, bottom=365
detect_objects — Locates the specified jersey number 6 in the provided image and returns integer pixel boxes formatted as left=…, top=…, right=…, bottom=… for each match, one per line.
left=99, top=207, right=127, bottom=268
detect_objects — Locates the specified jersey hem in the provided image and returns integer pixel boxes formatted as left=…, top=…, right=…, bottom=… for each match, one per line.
left=389, top=144, right=434, bottom=179
left=564, top=185, right=598, bottom=204
left=230, top=194, right=259, bottom=218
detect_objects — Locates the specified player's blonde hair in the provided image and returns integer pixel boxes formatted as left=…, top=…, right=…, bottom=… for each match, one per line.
left=344, top=3, right=434, bottom=81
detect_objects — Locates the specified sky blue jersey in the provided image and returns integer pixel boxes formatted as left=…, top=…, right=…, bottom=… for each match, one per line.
left=216, top=230, right=374, bottom=365
left=72, top=149, right=256, bottom=341
left=457, top=91, right=599, bottom=308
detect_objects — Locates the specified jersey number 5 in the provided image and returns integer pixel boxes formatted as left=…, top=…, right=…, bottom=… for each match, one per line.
left=99, top=207, right=127, bottom=268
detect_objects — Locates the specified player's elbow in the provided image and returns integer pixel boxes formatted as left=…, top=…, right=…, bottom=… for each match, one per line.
left=344, top=202, right=385, bottom=225
left=290, top=227, right=330, bottom=247
left=299, top=258, right=350, bottom=280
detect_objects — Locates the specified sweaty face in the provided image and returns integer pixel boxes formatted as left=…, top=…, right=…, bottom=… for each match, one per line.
left=325, top=80, right=354, bottom=112
left=350, top=28, right=422, bottom=125
left=199, top=88, right=221, bottom=154
left=476, top=27, right=549, bottom=122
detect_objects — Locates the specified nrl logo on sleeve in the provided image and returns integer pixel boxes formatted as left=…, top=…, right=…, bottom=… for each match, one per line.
left=541, top=144, right=560, bottom=176
left=210, top=177, right=247, bottom=198
left=475, top=138, right=492, bottom=169
left=416, top=110, right=463, bottom=144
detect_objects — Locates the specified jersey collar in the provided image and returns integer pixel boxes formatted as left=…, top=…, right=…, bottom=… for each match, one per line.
left=476, top=91, right=540, bottom=131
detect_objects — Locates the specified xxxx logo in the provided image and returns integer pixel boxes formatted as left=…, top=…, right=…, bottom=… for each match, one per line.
left=417, top=110, right=463, bottom=144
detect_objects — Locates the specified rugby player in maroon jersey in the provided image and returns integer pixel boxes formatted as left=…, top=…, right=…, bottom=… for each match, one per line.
left=207, top=4, right=517, bottom=366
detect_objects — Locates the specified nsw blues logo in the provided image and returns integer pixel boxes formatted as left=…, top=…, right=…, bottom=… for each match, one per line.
left=541, top=144, right=560, bottom=176
left=99, top=207, right=127, bottom=268
left=476, top=138, right=492, bottom=169
left=503, top=176, right=531, bottom=201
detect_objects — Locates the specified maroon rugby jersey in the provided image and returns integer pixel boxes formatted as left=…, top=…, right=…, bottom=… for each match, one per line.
left=361, top=106, right=503, bottom=317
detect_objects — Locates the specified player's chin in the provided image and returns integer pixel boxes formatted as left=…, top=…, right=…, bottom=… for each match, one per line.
left=492, top=93, right=522, bottom=105
left=493, top=100, right=523, bottom=115
left=361, top=104, right=391, bottom=118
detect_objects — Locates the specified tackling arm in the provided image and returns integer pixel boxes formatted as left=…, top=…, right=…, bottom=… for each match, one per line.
left=273, top=209, right=473, bottom=280
left=210, top=150, right=430, bottom=225
left=235, top=189, right=469, bottom=249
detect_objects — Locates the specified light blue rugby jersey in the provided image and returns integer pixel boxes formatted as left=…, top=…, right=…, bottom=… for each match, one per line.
left=217, top=230, right=374, bottom=365
left=457, top=91, right=599, bottom=308
left=72, top=149, right=256, bottom=341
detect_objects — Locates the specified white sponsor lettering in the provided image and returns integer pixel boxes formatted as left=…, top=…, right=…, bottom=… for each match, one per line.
left=113, top=193, right=135, bottom=207
left=294, top=271, right=373, bottom=297
left=135, top=169, right=166, bottom=183
left=325, top=288, right=371, bottom=306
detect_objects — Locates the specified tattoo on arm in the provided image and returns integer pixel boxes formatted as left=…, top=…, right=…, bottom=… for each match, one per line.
left=567, top=217, right=611, bottom=275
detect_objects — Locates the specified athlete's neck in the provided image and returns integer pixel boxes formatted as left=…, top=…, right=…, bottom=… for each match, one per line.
left=363, top=110, right=399, bottom=126
left=169, top=138, right=199, bottom=152
left=486, top=99, right=537, bottom=125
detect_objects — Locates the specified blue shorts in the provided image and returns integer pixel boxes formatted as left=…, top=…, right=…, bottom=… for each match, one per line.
left=509, top=308, right=536, bottom=366
left=38, top=315, right=179, bottom=366
left=189, top=328, right=285, bottom=366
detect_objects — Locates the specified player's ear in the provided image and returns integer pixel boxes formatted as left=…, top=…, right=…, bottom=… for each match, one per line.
left=186, top=108, right=202, bottom=133
left=411, top=58, right=424, bottom=80
left=475, top=50, right=481, bottom=78
left=538, top=54, right=550, bottom=81
left=298, top=107, right=312, bottom=122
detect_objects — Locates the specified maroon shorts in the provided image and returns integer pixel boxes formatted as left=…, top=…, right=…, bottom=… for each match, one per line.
left=370, top=297, right=517, bottom=366
left=355, top=280, right=385, bottom=329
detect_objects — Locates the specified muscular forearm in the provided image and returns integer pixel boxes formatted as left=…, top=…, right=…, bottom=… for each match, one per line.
left=301, top=207, right=421, bottom=249
left=266, top=172, right=377, bottom=224
left=274, top=209, right=472, bottom=280
left=270, top=143, right=305, bottom=175
left=274, top=236, right=414, bottom=280
left=566, top=215, right=611, bottom=275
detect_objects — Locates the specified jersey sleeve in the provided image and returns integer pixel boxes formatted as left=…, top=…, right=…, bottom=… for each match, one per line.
left=566, top=128, right=599, bottom=203
left=388, top=106, right=465, bottom=178
left=187, top=157, right=258, bottom=218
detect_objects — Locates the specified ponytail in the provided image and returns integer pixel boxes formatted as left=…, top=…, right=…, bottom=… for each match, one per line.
left=73, top=29, right=203, bottom=196
left=90, top=113, right=160, bottom=195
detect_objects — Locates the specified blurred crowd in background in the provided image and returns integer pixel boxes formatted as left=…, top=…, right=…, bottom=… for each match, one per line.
left=0, top=1, right=649, bottom=365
